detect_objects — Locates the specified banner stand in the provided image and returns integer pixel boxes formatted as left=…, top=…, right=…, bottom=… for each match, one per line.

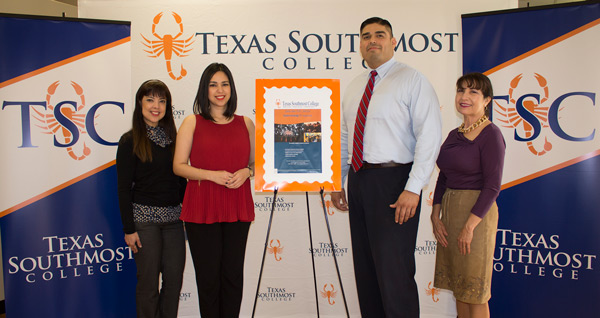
left=251, top=188, right=350, bottom=318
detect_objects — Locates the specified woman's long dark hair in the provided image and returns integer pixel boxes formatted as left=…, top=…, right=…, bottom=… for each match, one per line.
left=131, top=79, right=176, bottom=162
left=193, top=63, right=238, bottom=121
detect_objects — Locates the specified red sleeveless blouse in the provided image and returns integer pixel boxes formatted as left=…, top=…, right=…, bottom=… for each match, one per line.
left=180, top=115, right=255, bottom=224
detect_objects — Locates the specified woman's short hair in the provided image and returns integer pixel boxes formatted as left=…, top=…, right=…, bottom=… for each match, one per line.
left=456, top=72, right=494, bottom=112
left=193, top=63, right=238, bottom=121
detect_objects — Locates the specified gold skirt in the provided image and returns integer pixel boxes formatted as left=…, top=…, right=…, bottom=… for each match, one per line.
left=433, top=189, right=498, bottom=304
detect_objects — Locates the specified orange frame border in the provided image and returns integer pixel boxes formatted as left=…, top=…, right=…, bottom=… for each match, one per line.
left=254, top=79, right=342, bottom=192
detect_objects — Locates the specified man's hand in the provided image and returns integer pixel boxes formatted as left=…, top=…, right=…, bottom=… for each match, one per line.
left=330, top=190, right=349, bottom=211
left=390, top=190, right=420, bottom=224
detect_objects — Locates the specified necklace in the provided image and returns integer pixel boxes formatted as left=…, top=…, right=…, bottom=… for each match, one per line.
left=458, top=115, right=488, bottom=133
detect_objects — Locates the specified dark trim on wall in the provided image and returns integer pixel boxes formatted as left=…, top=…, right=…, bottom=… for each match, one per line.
left=463, top=0, right=600, bottom=18
left=0, top=12, right=130, bottom=25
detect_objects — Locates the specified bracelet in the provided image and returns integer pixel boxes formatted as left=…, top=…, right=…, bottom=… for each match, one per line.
left=246, top=166, right=254, bottom=177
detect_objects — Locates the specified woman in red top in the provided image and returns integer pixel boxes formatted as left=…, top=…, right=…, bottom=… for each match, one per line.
left=173, top=63, right=255, bottom=318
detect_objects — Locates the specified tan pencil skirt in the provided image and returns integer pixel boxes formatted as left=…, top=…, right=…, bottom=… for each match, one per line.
left=433, top=189, right=498, bottom=304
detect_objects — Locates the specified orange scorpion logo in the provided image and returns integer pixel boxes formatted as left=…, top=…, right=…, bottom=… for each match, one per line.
left=33, top=81, right=91, bottom=160
left=321, top=196, right=334, bottom=215
left=267, top=239, right=284, bottom=261
left=320, top=284, right=337, bottom=305
left=141, top=12, right=194, bottom=81
left=425, top=281, right=440, bottom=302
left=425, top=191, right=434, bottom=207
left=495, top=73, right=555, bottom=156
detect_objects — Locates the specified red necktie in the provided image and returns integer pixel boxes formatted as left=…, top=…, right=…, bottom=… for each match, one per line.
left=351, top=70, right=377, bottom=172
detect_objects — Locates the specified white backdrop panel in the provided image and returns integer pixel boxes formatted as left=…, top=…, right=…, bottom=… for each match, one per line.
left=79, top=1, right=516, bottom=317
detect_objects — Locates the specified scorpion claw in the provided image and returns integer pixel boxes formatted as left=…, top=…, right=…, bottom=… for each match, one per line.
left=534, top=73, right=548, bottom=87
left=153, top=12, right=163, bottom=24
left=71, top=81, right=84, bottom=95
left=172, top=12, right=182, bottom=24
left=510, top=74, right=523, bottom=88
left=47, top=81, right=60, bottom=95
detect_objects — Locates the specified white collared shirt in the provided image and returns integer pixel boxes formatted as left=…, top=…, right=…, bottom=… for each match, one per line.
left=341, top=58, right=442, bottom=194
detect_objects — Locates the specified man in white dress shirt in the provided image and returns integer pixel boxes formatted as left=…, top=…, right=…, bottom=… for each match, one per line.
left=331, top=17, right=442, bottom=317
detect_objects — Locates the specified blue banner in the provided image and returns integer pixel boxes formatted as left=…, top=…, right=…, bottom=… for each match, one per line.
left=0, top=15, right=134, bottom=317
left=462, top=3, right=600, bottom=317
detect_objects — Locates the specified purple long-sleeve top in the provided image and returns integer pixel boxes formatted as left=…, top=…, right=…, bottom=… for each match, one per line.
left=433, top=123, right=506, bottom=218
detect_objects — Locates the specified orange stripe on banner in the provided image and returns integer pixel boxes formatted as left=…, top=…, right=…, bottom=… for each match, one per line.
left=0, top=37, right=131, bottom=89
left=501, top=150, right=600, bottom=190
left=485, top=18, right=600, bottom=76
left=0, top=160, right=116, bottom=218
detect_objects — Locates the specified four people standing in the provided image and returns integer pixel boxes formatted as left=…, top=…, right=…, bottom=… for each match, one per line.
left=331, top=17, right=442, bottom=318
left=118, top=18, right=504, bottom=318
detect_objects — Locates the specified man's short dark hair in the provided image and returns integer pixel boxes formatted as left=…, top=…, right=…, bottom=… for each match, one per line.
left=360, top=17, right=393, bottom=37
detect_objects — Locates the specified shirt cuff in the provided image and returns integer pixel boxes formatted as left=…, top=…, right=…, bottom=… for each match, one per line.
left=404, top=179, right=424, bottom=195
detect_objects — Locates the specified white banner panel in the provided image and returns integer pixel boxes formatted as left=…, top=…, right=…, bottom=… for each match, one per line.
left=78, top=1, right=516, bottom=317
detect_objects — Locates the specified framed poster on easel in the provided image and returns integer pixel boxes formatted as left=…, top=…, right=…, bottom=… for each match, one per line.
left=252, top=78, right=349, bottom=317
left=255, top=78, right=342, bottom=192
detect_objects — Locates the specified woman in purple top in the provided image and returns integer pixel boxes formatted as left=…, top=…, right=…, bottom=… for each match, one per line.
left=431, top=73, right=505, bottom=318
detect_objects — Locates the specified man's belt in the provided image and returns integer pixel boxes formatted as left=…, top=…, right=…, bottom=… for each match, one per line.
left=361, top=161, right=412, bottom=170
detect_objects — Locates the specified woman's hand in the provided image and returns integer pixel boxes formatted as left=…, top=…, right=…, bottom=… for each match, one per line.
left=430, top=204, right=448, bottom=247
left=457, top=214, right=482, bottom=255
left=224, top=168, right=251, bottom=189
left=431, top=216, right=449, bottom=248
left=125, top=232, right=142, bottom=253
left=210, top=170, right=234, bottom=187
left=457, top=226, right=473, bottom=255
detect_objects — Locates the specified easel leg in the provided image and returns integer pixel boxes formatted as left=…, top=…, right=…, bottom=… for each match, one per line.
left=320, top=188, right=350, bottom=317
left=251, top=187, right=278, bottom=318
left=306, top=192, right=321, bottom=317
